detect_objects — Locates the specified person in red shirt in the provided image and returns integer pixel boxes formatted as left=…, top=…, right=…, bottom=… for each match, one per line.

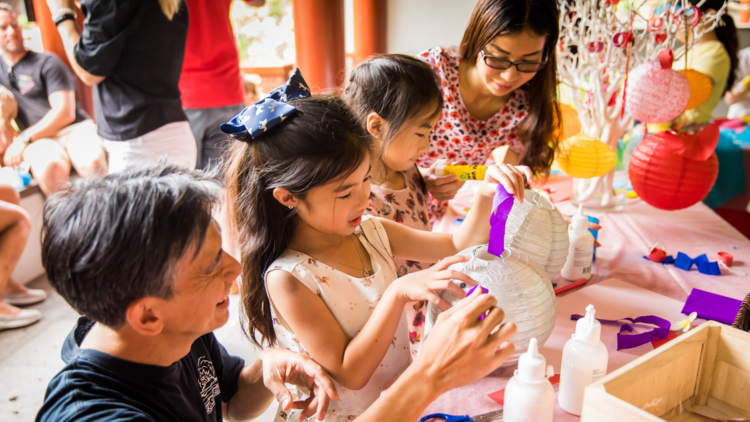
left=179, top=0, right=263, bottom=170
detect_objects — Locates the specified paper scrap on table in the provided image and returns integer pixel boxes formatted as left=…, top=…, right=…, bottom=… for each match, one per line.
left=488, top=374, right=560, bottom=406
left=682, top=288, right=742, bottom=325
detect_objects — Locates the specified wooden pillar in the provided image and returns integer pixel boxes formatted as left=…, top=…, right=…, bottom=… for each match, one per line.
left=292, top=0, right=345, bottom=92
left=29, top=0, right=94, bottom=119
left=353, top=0, right=386, bottom=66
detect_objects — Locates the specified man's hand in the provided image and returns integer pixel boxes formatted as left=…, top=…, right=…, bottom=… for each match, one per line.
left=424, top=159, right=465, bottom=202
left=45, top=0, right=76, bottom=17
left=416, top=288, right=517, bottom=393
left=260, top=348, right=339, bottom=421
left=3, top=140, right=26, bottom=167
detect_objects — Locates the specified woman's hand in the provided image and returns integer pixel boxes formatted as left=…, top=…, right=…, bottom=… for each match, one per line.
left=392, top=255, right=476, bottom=309
left=561, top=213, right=602, bottom=247
left=259, top=348, right=339, bottom=421
left=478, top=163, right=533, bottom=203
left=423, top=159, right=466, bottom=201
left=3, top=140, right=26, bottom=168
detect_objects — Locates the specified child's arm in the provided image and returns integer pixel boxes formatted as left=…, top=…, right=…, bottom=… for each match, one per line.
left=265, top=256, right=474, bottom=391
left=383, top=163, right=532, bottom=263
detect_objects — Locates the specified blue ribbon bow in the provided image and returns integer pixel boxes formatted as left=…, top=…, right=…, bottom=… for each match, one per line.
left=221, top=68, right=311, bottom=141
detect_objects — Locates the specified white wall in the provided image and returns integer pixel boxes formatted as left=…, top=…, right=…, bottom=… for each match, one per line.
left=386, top=0, right=478, bottom=55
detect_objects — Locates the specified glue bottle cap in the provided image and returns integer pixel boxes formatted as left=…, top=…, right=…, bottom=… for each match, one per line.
left=435, top=163, right=447, bottom=176
left=574, top=304, right=601, bottom=344
left=571, top=204, right=589, bottom=231
left=517, top=338, right=547, bottom=383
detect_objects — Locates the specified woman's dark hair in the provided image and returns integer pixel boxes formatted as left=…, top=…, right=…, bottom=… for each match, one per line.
left=460, top=0, right=561, bottom=176
left=345, top=54, right=443, bottom=158
left=690, top=0, right=738, bottom=92
left=224, top=95, right=370, bottom=347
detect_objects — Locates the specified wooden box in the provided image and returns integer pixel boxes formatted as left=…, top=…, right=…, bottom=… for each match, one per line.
left=581, top=321, right=750, bottom=421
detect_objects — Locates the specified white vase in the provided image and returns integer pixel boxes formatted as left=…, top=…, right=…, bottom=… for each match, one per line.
left=505, top=189, right=570, bottom=279
left=427, top=245, right=557, bottom=367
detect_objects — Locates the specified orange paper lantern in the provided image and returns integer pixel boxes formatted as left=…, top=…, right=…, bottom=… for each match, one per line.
left=680, top=69, right=712, bottom=110
left=557, top=134, right=617, bottom=179
left=554, top=103, right=582, bottom=141
left=629, top=124, right=720, bottom=210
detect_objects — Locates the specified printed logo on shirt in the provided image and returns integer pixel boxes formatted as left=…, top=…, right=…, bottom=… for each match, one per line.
left=17, top=74, right=35, bottom=95
left=197, top=356, right=220, bottom=414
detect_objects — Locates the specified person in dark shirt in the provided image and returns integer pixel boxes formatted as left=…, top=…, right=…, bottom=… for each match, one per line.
left=0, top=4, right=106, bottom=196
left=36, top=163, right=338, bottom=422
left=47, top=0, right=197, bottom=173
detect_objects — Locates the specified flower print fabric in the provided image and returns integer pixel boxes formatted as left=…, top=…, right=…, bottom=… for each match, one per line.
left=365, top=165, right=432, bottom=359
left=264, top=217, right=410, bottom=422
left=416, top=46, right=529, bottom=220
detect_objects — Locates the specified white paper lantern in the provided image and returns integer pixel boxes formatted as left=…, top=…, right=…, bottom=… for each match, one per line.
left=427, top=245, right=557, bottom=367
left=505, top=189, right=570, bottom=279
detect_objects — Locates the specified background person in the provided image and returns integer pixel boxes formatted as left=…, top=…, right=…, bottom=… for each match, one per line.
left=47, top=0, right=197, bottom=173
left=0, top=4, right=106, bottom=195
left=724, top=46, right=750, bottom=118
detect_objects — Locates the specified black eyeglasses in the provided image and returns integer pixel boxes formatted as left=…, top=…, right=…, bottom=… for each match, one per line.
left=7, top=66, right=18, bottom=90
left=480, top=50, right=547, bottom=73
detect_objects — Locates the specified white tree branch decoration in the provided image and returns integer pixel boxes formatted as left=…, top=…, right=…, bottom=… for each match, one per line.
left=556, top=0, right=725, bottom=208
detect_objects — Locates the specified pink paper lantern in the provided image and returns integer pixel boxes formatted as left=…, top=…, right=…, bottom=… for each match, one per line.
left=626, top=50, right=690, bottom=123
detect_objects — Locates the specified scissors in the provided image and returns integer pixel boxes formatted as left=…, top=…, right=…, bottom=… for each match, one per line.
left=418, top=409, right=503, bottom=422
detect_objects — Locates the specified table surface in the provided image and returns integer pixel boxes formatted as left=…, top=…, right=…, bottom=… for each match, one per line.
left=424, top=186, right=750, bottom=421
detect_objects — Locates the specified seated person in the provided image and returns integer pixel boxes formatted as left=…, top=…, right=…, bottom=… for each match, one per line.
left=0, top=4, right=106, bottom=196
left=0, top=183, right=45, bottom=330
left=36, top=162, right=516, bottom=421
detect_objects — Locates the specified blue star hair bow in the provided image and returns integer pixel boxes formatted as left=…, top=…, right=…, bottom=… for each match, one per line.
left=221, top=68, right=312, bottom=141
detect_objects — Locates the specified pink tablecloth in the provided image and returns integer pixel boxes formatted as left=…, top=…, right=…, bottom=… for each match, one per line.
left=424, top=183, right=750, bottom=421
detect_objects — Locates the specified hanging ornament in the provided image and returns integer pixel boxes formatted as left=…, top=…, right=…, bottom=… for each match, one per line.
left=626, top=50, right=690, bottom=123
left=629, top=124, right=720, bottom=210
left=427, top=245, right=557, bottom=368
left=680, top=69, right=712, bottom=110
left=554, top=103, right=581, bottom=141
left=504, top=189, right=570, bottom=279
left=654, top=32, right=668, bottom=44
left=557, top=134, right=617, bottom=179
left=613, top=32, right=632, bottom=48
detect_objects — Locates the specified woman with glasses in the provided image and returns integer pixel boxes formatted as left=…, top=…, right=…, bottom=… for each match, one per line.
left=417, top=0, right=560, bottom=221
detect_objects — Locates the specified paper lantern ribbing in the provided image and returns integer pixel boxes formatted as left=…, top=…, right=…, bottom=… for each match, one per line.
left=626, top=52, right=690, bottom=123
left=629, top=127, right=719, bottom=210
left=427, top=245, right=557, bottom=367
left=680, top=69, right=712, bottom=110
left=505, top=189, right=570, bottom=279
left=557, top=134, right=617, bottom=178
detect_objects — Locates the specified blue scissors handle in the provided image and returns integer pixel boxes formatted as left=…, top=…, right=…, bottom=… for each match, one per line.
left=418, top=413, right=471, bottom=422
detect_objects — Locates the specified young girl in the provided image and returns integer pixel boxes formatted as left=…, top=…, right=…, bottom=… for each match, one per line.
left=345, top=54, right=444, bottom=356
left=417, top=0, right=561, bottom=220
left=224, top=72, right=529, bottom=421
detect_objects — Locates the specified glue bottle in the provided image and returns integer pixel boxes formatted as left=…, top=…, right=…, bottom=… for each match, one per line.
left=558, top=304, right=609, bottom=416
left=435, top=164, right=487, bottom=180
left=561, top=204, right=594, bottom=281
left=504, top=338, right=555, bottom=422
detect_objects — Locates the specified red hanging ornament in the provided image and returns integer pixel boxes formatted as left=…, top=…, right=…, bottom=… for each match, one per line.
left=629, top=124, right=720, bottom=211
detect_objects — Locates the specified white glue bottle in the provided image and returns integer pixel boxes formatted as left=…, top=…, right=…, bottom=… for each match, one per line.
left=504, top=338, right=555, bottom=422
left=558, top=304, right=609, bottom=416
left=561, top=204, right=594, bottom=281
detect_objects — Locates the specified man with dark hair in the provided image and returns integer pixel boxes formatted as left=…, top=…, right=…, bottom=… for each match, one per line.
left=36, top=163, right=337, bottom=421
left=36, top=162, right=518, bottom=421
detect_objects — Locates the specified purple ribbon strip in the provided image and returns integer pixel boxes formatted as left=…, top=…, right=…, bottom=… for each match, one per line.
left=467, top=285, right=490, bottom=320
left=682, top=288, right=742, bottom=325
left=571, top=314, right=671, bottom=350
left=488, top=184, right=514, bottom=258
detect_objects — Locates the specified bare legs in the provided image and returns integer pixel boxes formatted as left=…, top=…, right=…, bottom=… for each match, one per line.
left=0, top=185, right=31, bottom=316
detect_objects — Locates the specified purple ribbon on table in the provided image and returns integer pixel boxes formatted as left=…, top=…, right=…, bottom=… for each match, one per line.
left=571, top=314, right=671, bottom=350
left=488, top=184, right=514, bottom=258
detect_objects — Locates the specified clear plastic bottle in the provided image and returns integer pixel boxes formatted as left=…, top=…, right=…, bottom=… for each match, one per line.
left=504, top=338, right=555, bottom=422
left=561, top=204, right=594, bottom=281
left=558, top=305, right=609, bottom=415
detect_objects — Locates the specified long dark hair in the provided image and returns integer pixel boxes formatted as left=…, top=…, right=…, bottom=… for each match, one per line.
left=345, top=54, right=443, bottom=158
left=459, top=0, right=560, bottom=177
left=690, top=0, right=738, bottom=92
left=224, top=95, right=370, bottom=347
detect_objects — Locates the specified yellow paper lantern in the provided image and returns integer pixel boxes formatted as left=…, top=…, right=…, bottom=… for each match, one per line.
left=554, top=103, right=581, bottom=141
left=557, top=134, right=616, bottom=179
left=680, top=69, right=712, bottom=110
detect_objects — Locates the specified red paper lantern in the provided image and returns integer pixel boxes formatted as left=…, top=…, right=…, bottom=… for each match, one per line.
left=629, top=124, right=720, bottom=210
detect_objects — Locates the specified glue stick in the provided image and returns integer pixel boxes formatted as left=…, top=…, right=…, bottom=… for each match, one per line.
left=435, top=164, right=487, bottom=180
left=742, top=74, right=750, bottom=89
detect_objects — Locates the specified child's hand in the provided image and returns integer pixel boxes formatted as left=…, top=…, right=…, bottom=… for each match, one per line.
left=479, top=163, right=533, bottom=203
left=392, top=255, right=476, bottom=309
left=424, top=159, right=466, bottom=201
